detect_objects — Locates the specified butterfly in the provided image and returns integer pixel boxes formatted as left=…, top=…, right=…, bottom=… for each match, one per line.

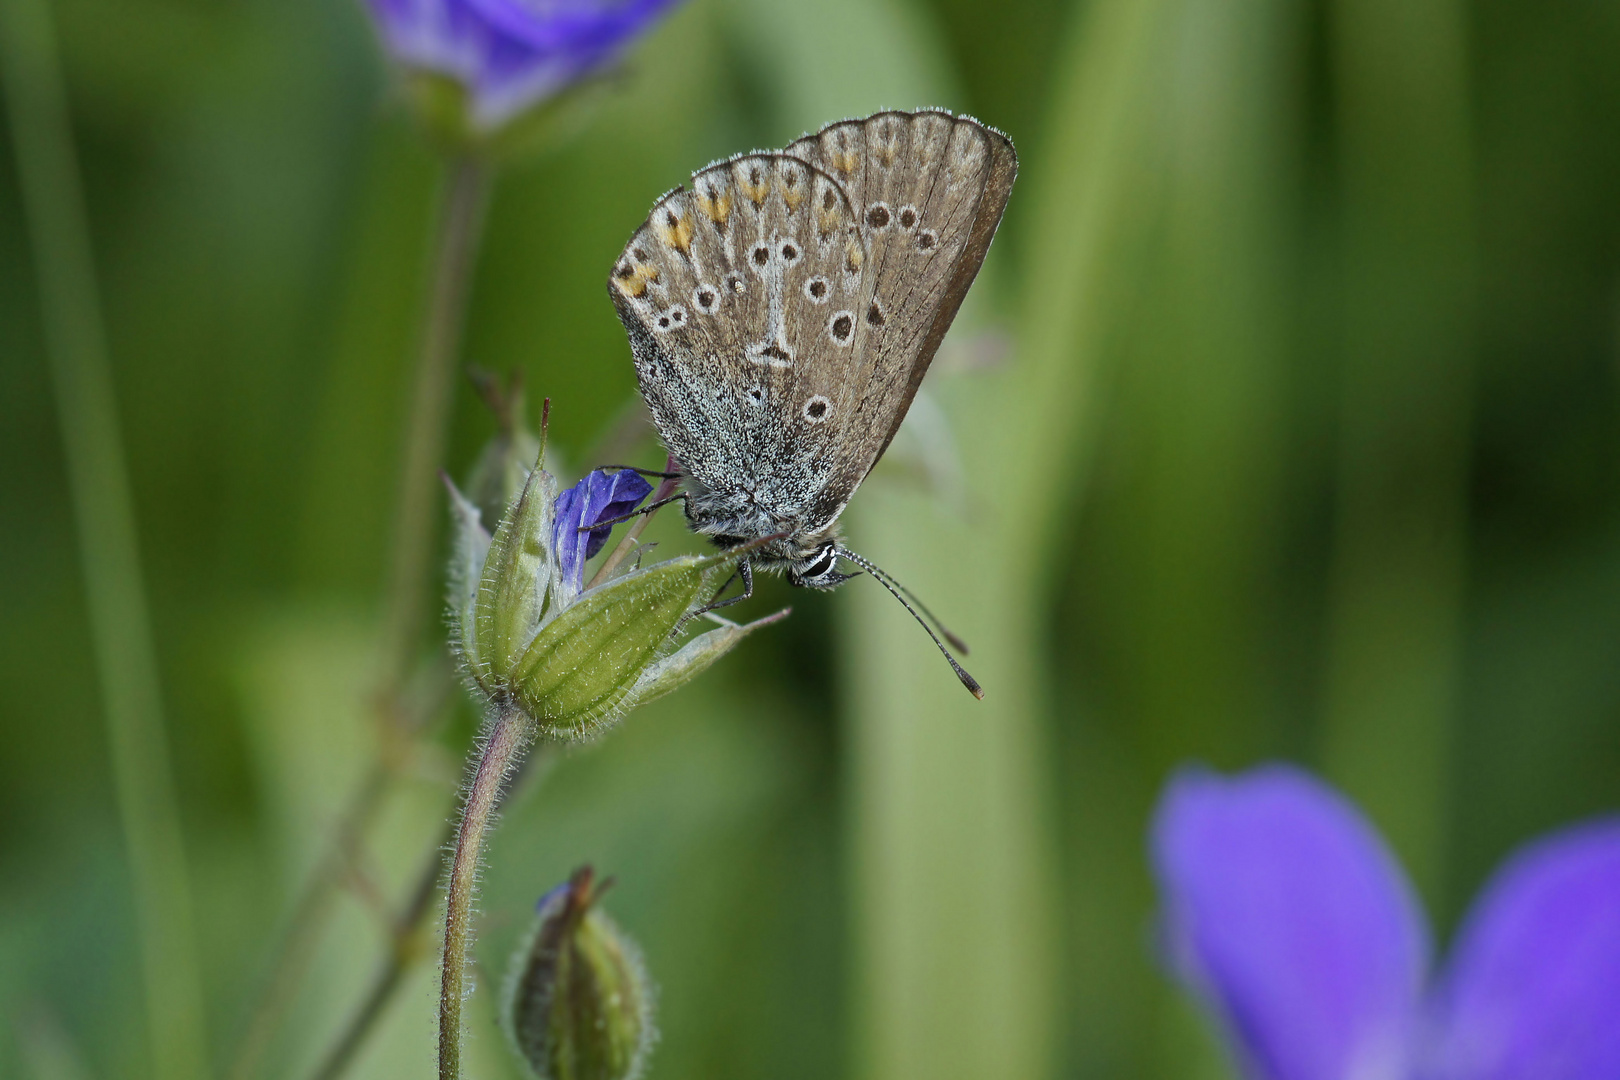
left=605, top=109, right=1016, bottom=697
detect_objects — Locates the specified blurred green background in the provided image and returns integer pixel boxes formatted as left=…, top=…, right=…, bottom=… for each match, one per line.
left=3, top=0, right=1620, bottom=1077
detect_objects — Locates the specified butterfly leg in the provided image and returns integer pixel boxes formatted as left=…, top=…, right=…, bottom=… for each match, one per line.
left=576, top=492, right=688, bottom=532
left=699, top=558, right=753, bottom=614
left=600, top=464, right=685, bottom=479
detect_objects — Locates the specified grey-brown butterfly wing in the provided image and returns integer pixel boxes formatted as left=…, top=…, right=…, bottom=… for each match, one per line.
left=609, top=152, right=879, bottom=527
left=784, top=110, right=1017, bottom=526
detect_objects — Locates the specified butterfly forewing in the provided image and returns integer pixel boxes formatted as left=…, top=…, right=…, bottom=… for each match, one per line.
left=609, top=153, right=873, bottom=513
left=609, top=109, right=1015, bottom=541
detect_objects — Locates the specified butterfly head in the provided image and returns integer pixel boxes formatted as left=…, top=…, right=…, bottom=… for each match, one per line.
left=707, top=530, right=854, bottom=590
left=787, top=540, right=856, bottom=590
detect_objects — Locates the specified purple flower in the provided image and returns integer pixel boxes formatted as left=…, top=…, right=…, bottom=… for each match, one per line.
left=362, top=0, right=685, bottom=130
left=552, top=468, right=651, bottom=591
left=1152, top=765, right=1620, bottom=1080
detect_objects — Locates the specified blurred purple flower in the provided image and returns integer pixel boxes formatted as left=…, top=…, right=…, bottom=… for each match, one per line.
left=552, top=468, right=651, bottom=590
left=1152, top=765, right=1620, bottom=1080
left=362, top=0, right=684, bottom=130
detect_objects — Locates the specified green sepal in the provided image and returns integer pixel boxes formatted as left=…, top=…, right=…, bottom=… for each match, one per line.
left=627, top=608, right=790, bottom=708
left=473, top=451, right=556, bottom=684
left=445, top=478, right=493, bottom=674
left=510, top=552, right=733, bottom=737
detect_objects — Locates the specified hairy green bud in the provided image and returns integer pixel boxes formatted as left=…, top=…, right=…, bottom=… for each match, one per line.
left=504, top=867, right=654, bottom=1080
left=511, top=554, right=724, bottom=734
left=445, top=437, right=784, bottom=740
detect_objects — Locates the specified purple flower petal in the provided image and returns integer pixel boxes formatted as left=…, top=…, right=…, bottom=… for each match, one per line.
left=1422, top=818, right=1620, bottom=1080
left=552, top=469, right=652, bottom=591
left=362, top=0, right=685, bottom=128
left=1152, top=765, right=1428, bottom=1080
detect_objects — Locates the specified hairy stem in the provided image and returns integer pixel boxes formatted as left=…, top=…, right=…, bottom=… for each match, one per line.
left=0, top=3, right=208, bottom=1078
left=440, top=704, right=532, bottom=1080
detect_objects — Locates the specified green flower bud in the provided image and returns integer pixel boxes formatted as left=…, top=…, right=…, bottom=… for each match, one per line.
left=504, top=867, right=654, bottom=1080
left=445, top=431, right=783, bottom=740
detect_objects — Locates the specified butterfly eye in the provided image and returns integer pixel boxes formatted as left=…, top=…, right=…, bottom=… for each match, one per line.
left=802, top=543, right=838, bottom=578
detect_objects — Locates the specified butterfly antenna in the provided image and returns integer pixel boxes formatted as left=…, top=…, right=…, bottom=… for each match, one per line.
left=849, top=554, right=972, bottom=655
left=838, top=549, right=983, bottom=699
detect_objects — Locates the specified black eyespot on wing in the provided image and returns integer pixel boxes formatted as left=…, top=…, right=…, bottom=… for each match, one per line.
left=752, top=245, right=770, bottom=266
left=866, top=204, right=890, bottom=228
left=830, top=313, right=854, bottom=343
left=898, top=206, right=918, bottom=229
left=917, top=230, right=938, bottom=251
left=633, top=247, right=648, bottom=260
left=867, top=301, right=885, bottom=326
left=807, top=399, right=828, bottom=418
left=696, top=287, right=717, bottom=309
left=822, top=188, right=838, bottom=211
left=781, top=242, right=798, bottom=261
